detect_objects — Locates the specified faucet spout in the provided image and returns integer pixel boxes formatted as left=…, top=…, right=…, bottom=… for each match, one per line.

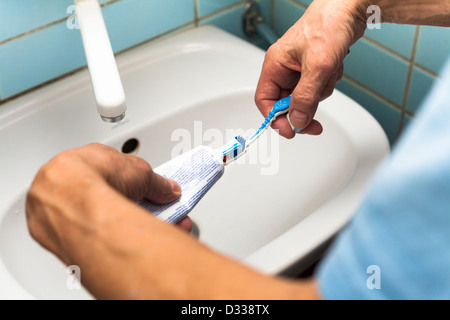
left=74, top=0, right=127, bottom=123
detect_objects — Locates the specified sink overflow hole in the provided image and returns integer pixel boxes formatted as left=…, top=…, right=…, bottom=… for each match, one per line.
left=122, top=138, right=140, bottom=154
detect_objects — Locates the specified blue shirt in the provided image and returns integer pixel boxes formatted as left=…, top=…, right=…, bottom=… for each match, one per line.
left=317, top=56, right=450, bottom=299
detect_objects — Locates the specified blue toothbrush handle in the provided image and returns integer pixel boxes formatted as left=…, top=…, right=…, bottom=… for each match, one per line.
left=248, top=96, right=292, bottom=143
left=269, top=96, right=291, bottom=118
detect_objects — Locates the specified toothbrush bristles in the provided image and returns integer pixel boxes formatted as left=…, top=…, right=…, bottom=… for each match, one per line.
left=236, top=135, right=246, bottom=149
left=219, top=135, right=247, bottom=165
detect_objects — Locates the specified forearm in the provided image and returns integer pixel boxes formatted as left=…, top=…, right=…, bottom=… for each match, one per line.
left=365, top=0, right=450, bottom=26
left=62, top=184, right=318, bottom=299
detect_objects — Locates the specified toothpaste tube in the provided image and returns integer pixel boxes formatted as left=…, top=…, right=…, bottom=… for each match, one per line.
left=138, top=146, right=224, bottom=223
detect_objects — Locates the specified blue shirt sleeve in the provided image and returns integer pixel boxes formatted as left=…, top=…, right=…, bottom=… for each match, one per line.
left=317, top=56, right=450, bottom=300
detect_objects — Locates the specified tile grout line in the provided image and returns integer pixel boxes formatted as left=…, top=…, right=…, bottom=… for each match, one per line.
left=194, top=0, right=199, bottom=27
left=0, top=18, right=67, bottom=46
left=396, top=26, right=421, bottom=139
left=270, top=0, right=275, bottom=29
left=1, top=0, right=248, bottom=46
left=413, top=63, right=439, bottom=78
left=341, top=75, right=402, bottom=111
left=0, top=0, right=125, bottom=46
left=287, top=0, right=307, bottom=10
left=361, top=36, right=412, bottom=63
left=196, top=1, right=246, bottom=23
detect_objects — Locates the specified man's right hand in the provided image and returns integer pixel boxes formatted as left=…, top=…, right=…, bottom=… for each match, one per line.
left=255, top=0, right=367, bottom=138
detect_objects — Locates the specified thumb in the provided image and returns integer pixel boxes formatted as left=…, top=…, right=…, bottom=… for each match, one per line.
left=288, top=63, right=334, bottom=131
left=144, top=174, right=181, bottom=205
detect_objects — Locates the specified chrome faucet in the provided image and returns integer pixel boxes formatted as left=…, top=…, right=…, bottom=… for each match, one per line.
left=74, top=0, right=126, bottom=122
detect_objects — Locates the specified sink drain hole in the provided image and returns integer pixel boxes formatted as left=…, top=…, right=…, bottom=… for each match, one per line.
left=121, top=138, right=140, bottom=154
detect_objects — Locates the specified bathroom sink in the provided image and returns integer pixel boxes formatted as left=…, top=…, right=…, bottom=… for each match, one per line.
left=0, top=26, right=389, bottom=299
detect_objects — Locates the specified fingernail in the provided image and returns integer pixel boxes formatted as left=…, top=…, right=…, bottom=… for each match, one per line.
left=287, top=112, right=304, bottom=133
left=169, top=179, right=182, bottom=196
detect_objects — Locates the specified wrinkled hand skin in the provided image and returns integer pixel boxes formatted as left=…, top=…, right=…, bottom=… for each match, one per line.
left=25, top=143, right=187, bottom=264
left=255, top=0, right=367, bottom=138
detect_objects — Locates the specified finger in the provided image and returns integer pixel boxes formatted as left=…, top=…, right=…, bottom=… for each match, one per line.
left=144, top=174, right=181, bottom=205
left=320, top=70, right=339, bottom=102
left=296, top=119, right=323, bottom=135
left=288, top=59, right=337, bottom=130
left=175, top=216, right=193, bottom=233
left=270, top=115, right=296, bottom=139
left=255, top=48, right=301, bottom=139
left=319, top=63, right=344, bottom=101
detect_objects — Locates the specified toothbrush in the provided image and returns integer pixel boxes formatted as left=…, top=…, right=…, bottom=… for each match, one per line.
left=247, top=95, right=291, bottom=146
left=219, top=95, right=291, bottom=164
left=139, top=96, right=291, bottom=223
left=227, top=50, right=351, bottom=148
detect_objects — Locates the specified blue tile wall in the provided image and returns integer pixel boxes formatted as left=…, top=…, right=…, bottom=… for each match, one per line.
left=364, top=24, right=417, bottom=60
left=276, top=0, right=450, bottom=145
left=415, top=26, right=450, bottom=74
left=406, top=67, right=437, bottom=114
left=199, top=0, right=270, bottom=41
left=0, top=0, right=113, bottom=43
left=273, top=0, right=305, bottom=36
left=343, top=39, right=410, bottom=106
left=0, top=0, right=270, bottom=101
left=0, top=21, right=86, bottom=100
left=336, top=79, right=401, bottom=146
left=197, top=0, right=242, bottom=18
left=102, top=0, right=194, bottom=53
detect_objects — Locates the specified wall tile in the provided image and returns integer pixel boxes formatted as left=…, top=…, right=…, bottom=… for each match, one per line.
left=0, top=0, right=116, bottom=43
left=415, top=26, right=450, bottom=74
left=402, top=114, right=415, bottom=133
left=343, top=39, right=409, bottom=106
left=0, top=0, right=73, bottom=43
left=294, top=0, right=313, bottom=6
left=199, top=3, right=247, bottom=40
left=102, top=0, right=195, bottom=53
left=364, top=24, right=416, bottom=59
left=336, top=78, right=401, bottom=146
left=406, top=67, right=437, bottom=115
left=0, top=0, right=195, bottom=100
left=199, top=0, right=271, bottom=44
left=251, top=0, right=274, bottom=48
left=197, top=0, right=242, bottom=18
left=0, top=21, right=86, bottom=99
left=258, top=0, right=272, bottom=28
left=273, top=0, right=305, bottom=37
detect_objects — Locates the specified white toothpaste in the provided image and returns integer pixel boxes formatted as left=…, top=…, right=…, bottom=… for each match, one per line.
left=138, top=146, right=224, bottom=223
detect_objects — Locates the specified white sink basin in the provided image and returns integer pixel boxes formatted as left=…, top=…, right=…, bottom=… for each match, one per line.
left=0, top=26, right=389, bottom=299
